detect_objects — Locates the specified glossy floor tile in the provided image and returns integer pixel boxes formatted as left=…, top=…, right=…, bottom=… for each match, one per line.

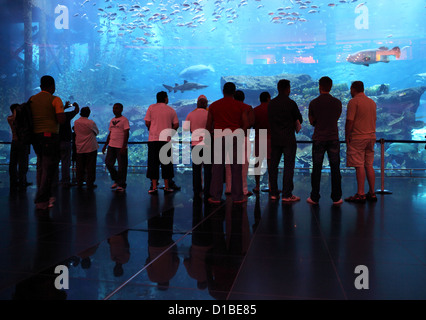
left=0, top=169, right=425, bottom=300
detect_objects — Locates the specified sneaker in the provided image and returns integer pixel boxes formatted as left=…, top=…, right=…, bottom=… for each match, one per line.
left=282, top=195, right=301, bottom=202
left=116, top=186, right=125, bottom=192
left=111, top=183, right=118, bottom=189
left=208, top=198, right=221, bottom=205
left=164, top=187, right=175, bottom=193
left=35, top=201, right=49, bottom=210
left=48, top=199, right=55, bottom=208
left=169, top=181, right=181, bottom=190
left=344, top=193, right=366, bottom=203
left=366, top=192, right=377, bottom=202
left=333, top=199, right=343, bottom=205
left=269, top=194, right=278, bottom=200
left=306, top=197, right=319, bottom=205
left=148, top=188, right=158, bottom=195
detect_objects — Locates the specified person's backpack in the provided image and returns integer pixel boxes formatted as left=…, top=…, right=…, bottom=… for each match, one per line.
left=14, top=98, right=34, bottom=145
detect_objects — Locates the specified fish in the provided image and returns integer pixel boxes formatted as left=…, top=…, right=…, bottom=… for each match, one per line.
left=346, top=46, right=401, bottom=66
left=179, top=64, right=215, bottom=79
left=163, top=80, right=208, bottom=93
left=385, top=143, right=417, bottom=156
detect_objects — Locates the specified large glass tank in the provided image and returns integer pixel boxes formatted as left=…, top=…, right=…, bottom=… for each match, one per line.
left=0, top=0, right=425, bottom=170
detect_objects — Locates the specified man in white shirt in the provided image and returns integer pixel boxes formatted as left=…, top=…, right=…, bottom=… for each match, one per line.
left=74, top=107, right=99, bottom=189
left=102, top=103, right=130, bottom=192
left=144, top=91, right=179, bottom=194
left=183, top=95, right=211, bottom=198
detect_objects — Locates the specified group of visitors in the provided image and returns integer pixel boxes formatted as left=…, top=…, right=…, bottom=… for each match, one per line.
left=7, top=74, right=377, bottom=210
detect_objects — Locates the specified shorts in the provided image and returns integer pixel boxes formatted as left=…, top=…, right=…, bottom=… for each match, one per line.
left=346, top=139, right=376, bottom=167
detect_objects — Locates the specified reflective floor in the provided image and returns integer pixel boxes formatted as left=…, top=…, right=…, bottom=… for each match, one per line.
left=0, top=168, right=425, bottom=300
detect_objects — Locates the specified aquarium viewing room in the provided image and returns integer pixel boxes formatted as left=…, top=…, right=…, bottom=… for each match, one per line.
left=0, top=0, right=425, bottom=305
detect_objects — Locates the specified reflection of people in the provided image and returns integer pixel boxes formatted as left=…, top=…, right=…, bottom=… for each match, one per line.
left=145, top=195, right=179, bottom=290
left=206, top=82, right=249, bottom=204
left=108, top=230, right=130, bottom=277
left=7, top=103, right=31, bottom=191
left=307, top=76, right=343, bottom=205
left=183, top=95, right=211, bottom=198
left=253, top=92, right=271, bottom=193
left=144, top=91, right=179, bottom=194
left=74, top=107, right=99, bottom=189
left=183, top=196, right=213, bottom=289
left=57, top=100, right=79, bottom=188
left=30, top=75, right=65, bottom=210
left=268, top=79, right=303, bottom=202
left=345, top=81, right=377, bottom=203
left=102, top=103, right=130, bottom=192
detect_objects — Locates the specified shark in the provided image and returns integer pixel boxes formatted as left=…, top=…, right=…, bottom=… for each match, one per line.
left=347, top=46, right=401, bottom=66
left=163, top=80, right=207, bottom=93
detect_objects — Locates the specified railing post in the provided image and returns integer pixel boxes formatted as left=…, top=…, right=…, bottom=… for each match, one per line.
left=376, top=138, right=392, bottom=194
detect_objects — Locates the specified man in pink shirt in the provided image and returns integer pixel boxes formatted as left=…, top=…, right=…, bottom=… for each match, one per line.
left=144, top=91, right=179, bottom=194
left=345, top=81, right=377, bottom=203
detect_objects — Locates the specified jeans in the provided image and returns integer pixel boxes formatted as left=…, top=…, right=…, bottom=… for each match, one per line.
left=9, top=140, right=30, bottom=187
left=105, top=146, right=128, bottom=188
left=76, top=151, right=97, bottom=187
left=59, top=141, right=72, bottom=183
left=268, top=143, right=297, bottom=198
left=33, top=133, right=60, bottom=206
left=310, top=140, right=342, bottom=202
left=191, top=145, right=212, bottom=197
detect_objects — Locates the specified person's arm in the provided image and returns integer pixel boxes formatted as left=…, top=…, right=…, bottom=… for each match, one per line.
left=92, top=121, right=99, bottom=136
left=206, top=110, right=214, bottom=134
left=102, top=132, right=111, bottom=154
left=345, top=119, right=354, bottom=144
left=248, top=107, right=255, bottom=128
left=120, top=129, right=129, bottom=154
left=145, top=120, right=151, bottom=130
left=241, top=109, right=249, bottom=132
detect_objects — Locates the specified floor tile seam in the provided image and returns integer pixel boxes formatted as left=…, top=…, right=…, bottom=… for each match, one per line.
left=310, top=209, right=349, bottom=300
left=225, top=200, right=274, bottom=300
left=385, top=236, right=426, bottom=266
left=102, top=201, right=228, bottom=300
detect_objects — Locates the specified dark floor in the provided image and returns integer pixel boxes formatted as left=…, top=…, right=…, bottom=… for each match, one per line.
left=0, top=168, right=425, bottom=301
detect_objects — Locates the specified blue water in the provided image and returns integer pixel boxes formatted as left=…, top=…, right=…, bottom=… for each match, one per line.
left=1, top=0, right=425, bottom=167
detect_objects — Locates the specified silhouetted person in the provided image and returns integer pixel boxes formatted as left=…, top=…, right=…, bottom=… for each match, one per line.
left=345, top=81, right=377, bottom=203
left=253, top=91, right=271, bottom=193
left=102, top=103, right=130, bottom=192
left=183, top=94, right=211, bottom=198
left=74, top=106, right=99, bottom=189
left=307, top=76, right=343, bottom=205
left=268, top=79, right=303, bottom=202
left=234, top=90, right=255, bottom=197
left=57, top=100, right=79, bottom=188
left=206, top=82, right=249, bottom=204
left=30, top=75, right=65, bottom=210
left=7, top=103, right=31, bottom=191
left=144, top=91, right=179, bottom=194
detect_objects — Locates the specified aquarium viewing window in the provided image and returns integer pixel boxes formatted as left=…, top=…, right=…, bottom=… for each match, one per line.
left=0, top=0, right=425, bottom=170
